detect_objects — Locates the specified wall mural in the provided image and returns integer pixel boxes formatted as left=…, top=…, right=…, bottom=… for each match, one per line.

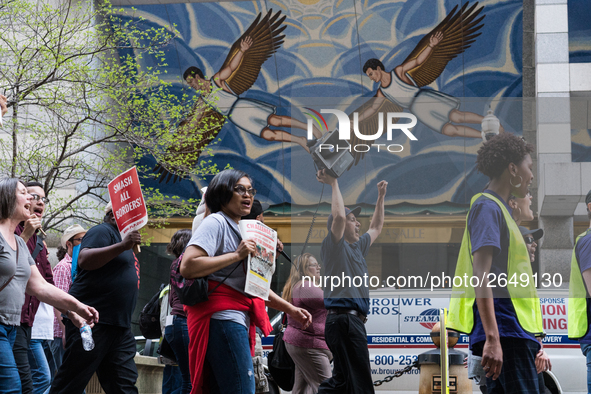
left=120, top=0, right=524, bottom=213
left=568, top=0, right=591, bottom=163
left=572, top=128, right=591, bottom=163
left=568, top=0, right=591, bottom=63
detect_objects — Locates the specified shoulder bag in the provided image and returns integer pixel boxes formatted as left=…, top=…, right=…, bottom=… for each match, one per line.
left=267, top=314, right=295, bottom=391
left=170, top=214, right=244, bottom=306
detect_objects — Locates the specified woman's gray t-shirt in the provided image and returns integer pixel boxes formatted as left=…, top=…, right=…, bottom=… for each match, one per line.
left=188, top=212, right=250, bottom=327
left=0, top=233, right=35, bottom=326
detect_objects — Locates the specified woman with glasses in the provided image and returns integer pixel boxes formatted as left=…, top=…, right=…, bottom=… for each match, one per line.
left=0, top=179, right=98, bottom=393
left=282, top=253, right=332, bottom=394
left=180, top=169, right=312, bottom=394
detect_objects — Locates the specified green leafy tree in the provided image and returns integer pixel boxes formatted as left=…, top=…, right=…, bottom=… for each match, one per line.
left=0, top=0, right=225, bottom=232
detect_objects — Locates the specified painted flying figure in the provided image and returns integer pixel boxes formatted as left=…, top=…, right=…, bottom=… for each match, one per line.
left=154, top=10, right=321, bottom=183
left=349, top=2, right=499, bottom=165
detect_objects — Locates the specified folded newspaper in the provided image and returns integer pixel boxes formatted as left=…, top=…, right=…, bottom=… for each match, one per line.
left=239, top=220, right=277, bottom=300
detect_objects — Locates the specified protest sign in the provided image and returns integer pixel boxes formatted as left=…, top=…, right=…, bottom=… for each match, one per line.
left=107, top=166, right=147, bottom=252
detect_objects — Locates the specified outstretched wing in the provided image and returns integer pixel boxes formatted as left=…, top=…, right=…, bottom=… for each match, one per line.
left=403, top=2, right=485, bottom=87
left=153, top=103, right=225, bottom=184
left=221, top=10, right=286, bottom=96
left=348, top=97, right=403, bottom=166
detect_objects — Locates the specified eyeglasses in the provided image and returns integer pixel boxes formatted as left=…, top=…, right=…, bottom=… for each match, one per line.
left=524, top=237, right=535, bottom=244
left=30, top=193, right=49, bottom=204
left=71, top=237, right=84, bottom=243
left=234, top=185, right=256, bottom=197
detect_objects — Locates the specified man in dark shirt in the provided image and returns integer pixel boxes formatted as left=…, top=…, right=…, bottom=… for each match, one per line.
left=316, top=169, right=387, bottom=394
left=13, top=181, right=53, bottom=394
left=50, top=202, right=142, bottom=394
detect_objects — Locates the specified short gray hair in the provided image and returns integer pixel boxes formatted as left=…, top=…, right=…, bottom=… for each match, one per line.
left=0, top=178, right=21, bottom=221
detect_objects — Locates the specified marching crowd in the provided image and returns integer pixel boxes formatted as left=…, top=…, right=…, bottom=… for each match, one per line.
left=2, top=87, right=591, bottom=394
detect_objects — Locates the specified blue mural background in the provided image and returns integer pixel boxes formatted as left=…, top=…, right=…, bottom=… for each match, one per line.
left=119, top=0, right=524, bottom=212
left=569, top=1, right=591, bottom=164
left=572, top=128, right=591, bottom=162
left=568, top=0, right=591, bottom=63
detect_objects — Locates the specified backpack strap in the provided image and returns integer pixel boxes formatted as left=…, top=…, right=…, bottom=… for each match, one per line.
left=31, top=232, right=44, bottom=260
left=220, top=214, right=243, bottom=242
left=206, top=214, right=245, bottom=294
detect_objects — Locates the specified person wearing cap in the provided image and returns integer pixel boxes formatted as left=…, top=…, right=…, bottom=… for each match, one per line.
left=315, top=168, right=387, bottom=393
left=50, top=201, right=142, bottom=393
left=519, top=226, right=543, bottom=264
left=46, top=224, right=87, bottom=377
left=517, top=225, right=552, bottom=389
left=568, top=190, right=591, bottom=394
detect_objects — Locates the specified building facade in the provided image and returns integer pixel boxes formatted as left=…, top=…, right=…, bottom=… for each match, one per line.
left=111, top=0, right=591, bottom=332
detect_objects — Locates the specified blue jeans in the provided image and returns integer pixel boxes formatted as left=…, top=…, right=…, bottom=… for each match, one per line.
left=206, top=319, right=254, bottom=394
left=48, top=338, right=65, bottom=380
left=483, top=338, right=539, bottom=394
left=165, top=316, right=191, bottom=394
left=0, top=324, right=20, bottom=394
left=162, top=365, right=182, bottom=394
left=29, top=339, right=51, bottom=394
left=581, top=343, right=591, bottom=394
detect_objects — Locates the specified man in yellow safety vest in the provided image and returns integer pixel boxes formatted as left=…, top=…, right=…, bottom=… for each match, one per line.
left=568, top=189, right=591, bottom=394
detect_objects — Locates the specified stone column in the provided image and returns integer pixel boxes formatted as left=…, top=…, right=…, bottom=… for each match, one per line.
left=534, top=0, right=574, bottom=284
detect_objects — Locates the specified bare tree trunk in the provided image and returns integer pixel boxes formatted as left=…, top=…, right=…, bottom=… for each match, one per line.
left=11, top=100, right=18, bottom=178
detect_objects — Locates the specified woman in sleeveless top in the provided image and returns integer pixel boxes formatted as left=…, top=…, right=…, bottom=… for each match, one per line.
left=282, top=253, right=332, bottom=394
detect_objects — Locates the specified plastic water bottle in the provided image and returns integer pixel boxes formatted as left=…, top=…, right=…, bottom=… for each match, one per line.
left=80, top=324, right=94, bottom=351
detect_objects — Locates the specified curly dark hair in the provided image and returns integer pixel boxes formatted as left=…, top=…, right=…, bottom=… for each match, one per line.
left=476, top=133, right=534, bottom=180
left=56, top=246, right=67, bottom=261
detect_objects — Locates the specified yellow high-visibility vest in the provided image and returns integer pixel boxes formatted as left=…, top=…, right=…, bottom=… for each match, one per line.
left=448, top=193, right=543, bottom=336
left=568, top=230, right=591, bottom=339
